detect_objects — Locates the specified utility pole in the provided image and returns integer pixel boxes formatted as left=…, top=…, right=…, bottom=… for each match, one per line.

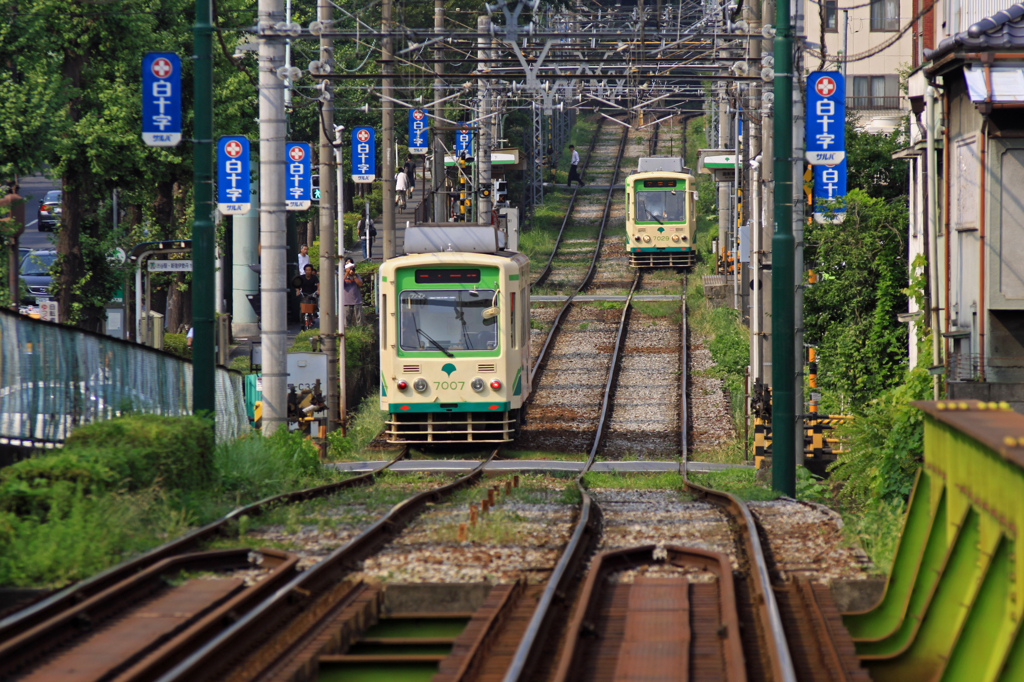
left=381, top=0, right=395, bottom=260
left=258, top=0, right=288, bottom=435
left=792, top=5, right=806, bottom=470
left=334, top=124, right=348, bottom=429
left=761, top=0, right=775, bottom=386
left=746, top=0, right=762, bottom=381
left=192, top=0, right=216, bottom=420
left=478, top=15, right=492, bottom=226
left=318, top=0, right=338, bottom=433
left=433, top=0, right=446, bottom=222
left=771, top=0, right=795, bottom=496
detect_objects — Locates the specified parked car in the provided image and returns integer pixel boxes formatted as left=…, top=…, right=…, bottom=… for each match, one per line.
left=19, top=250, right=57, bottom=302
left=37, top=190, right=61, bottom=231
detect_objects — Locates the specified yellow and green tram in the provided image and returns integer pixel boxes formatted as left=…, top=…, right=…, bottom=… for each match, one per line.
left=378, top=226, right=531, bottom=444
left=625, top=159, right=697, bottom=268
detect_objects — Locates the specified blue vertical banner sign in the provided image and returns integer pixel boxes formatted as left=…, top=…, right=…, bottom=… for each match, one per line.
left=141, top=53, right=181, bottom=147
left=217, top=137, right=251, bottom=214
left=285, top=142, right=312, bottom=210
left=409, top=109, right=429, bottom=155
left=352, top=127, right=376, bottom=183
left=455, top=123, right=474, bottom=158
left=806, top=71, right=847, bottom=224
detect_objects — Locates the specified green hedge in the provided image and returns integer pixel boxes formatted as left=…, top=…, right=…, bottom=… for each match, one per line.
left=0, top=415, right=214, bottom=518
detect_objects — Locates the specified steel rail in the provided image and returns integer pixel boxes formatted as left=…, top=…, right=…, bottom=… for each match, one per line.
left=678, top=284, right=798, bottom=682
left=158, top=447, right=503, bottom=682
left=502, top=212, right=636, bottom=682
left=528, top=124, right=629, bottom=389
left=532, top=117, right=605, bottom=287
left=0, top=548, right=297, bottom=681
left=0, top=447, right=408, bottom=643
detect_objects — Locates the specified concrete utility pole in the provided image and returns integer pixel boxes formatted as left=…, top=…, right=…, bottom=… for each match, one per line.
left=746, top=0, right=762, bottom=381
left=259, top=0, right=288, bottom=435
left=192, top=0, right=216, bottom=420
left=718, top=88, right=731, bottom=270
left=433, top=0, right=446, bottom=222
left=771, top=0, right=795, bottom=496
left=761, top=0, right=775, bottom=386
left=478, top=15, right=493, bottom=226
left=791, top=5, right=806, bottom=470
left=381, top=0, right=395, bottom=260
left=318, top=0, right=339, bottom=433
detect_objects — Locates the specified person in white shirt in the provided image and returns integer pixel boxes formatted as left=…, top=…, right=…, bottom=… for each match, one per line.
left=298, top=244, right=310, bottom=273
left=567, top=145, right=584, bottom=187
left=395, top=170, right=409, bottom=209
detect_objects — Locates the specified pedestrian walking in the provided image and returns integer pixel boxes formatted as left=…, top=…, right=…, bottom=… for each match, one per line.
left=566, top=145, right=584, bottom=187
left=342, top=260, right=364, bottom=326
left=395, top=170, right=409, bottom=210
left=403, top=156, right=416, bottom=195
left=298, top=244, right=310, bottom=273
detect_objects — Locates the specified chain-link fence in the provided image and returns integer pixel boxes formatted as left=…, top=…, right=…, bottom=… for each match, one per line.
left=0, top=309, right=249, bottom=444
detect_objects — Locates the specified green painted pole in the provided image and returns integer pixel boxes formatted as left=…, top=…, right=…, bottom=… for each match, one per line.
left=192, top=0, right=216, bottom=422
left=771, top=0, right=795, bottom=496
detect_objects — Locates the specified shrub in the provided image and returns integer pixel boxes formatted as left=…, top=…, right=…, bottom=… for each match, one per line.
left=213, top=427, right=323, bottom=502
left=163, top=332, right=192, bottom=360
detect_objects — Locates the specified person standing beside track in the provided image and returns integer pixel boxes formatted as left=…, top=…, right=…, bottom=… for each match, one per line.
left=566, top=145, right=585, bottom=187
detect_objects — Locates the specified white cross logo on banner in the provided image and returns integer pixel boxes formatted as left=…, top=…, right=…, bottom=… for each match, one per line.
left=357, top=129, right=370, bottom=142
left=151, top=58, right=173, bottom=78
left=225, top=141, right=242, bottom=157
left=289, top=146, right=305, bottom=161
left=816, top=76, right=837, bottom=97
left=413, top=109, right=425, bottom=120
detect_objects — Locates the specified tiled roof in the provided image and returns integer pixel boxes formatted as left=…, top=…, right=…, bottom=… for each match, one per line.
left=926, top=2, right=1024, bottom=62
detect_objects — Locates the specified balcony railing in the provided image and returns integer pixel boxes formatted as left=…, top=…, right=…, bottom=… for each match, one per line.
left=847, top=95, right=905, bottom=111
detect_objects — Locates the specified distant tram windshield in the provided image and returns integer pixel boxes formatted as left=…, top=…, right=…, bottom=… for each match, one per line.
left=635, top=191, right=686, bottom=223
left=415, top=268, right=481, bottom=284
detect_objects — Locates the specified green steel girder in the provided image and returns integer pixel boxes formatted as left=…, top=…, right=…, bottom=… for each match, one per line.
left=843, top=401, right=1024, bottom=682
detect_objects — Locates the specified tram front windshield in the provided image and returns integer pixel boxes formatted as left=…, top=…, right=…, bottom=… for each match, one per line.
left=636, top=191, right=686, bottom=223
left=399, top=289, right=498, bottom=352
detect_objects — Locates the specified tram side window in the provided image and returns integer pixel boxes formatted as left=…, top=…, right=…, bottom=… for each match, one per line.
left=635, top=191, right=687, bottom=222
left=510, top=292, right=516, bottom=349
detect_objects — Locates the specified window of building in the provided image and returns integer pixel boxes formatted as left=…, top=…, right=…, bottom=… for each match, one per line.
left=825, top=0, right=838, bottom=32
left=870, top=0, right=899, bottom=31
left=850, top=75, right=900, bottom=109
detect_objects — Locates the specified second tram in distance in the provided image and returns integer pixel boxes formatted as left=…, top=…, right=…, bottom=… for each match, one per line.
left=625, top=157, right=697, bottom=268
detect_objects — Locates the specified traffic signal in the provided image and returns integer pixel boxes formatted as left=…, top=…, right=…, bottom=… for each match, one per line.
left=311, top=174, right=321, bottom=202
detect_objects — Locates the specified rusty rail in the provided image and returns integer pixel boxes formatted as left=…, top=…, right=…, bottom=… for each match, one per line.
left=0, top=447, right=408, bottom=644
left=532, top=116, right=605, bottom=287
left=157, top=447, right=502, bottom=682
left=0, top=548, right=297, bottom=681
left=679, top=288, right=797, bottom=682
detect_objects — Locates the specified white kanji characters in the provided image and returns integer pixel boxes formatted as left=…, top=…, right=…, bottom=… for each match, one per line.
left=821, top=168, right=840, bottom=197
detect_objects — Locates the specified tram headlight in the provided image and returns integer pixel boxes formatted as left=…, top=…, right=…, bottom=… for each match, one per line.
left=642, top=235, right=652, bottom=243
left=671, top=234, right=681, bottom=242
left=397, top=380, right=409, bottom=390
left=634, top=236, right=641, bottom=242
left=490, top=379, right=502, bottom=390
left=414, top=378, right=428, bottom=392
left=471, top=377, right=485, bottom=392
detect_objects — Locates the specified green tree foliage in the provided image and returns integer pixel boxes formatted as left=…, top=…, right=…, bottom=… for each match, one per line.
left=805, top=189, right=909, bottom=409
left=844, top=118, right=909, bottom=201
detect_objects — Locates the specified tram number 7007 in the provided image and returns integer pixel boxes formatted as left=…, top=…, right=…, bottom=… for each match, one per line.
left=435, top=381, right=465, bottom=390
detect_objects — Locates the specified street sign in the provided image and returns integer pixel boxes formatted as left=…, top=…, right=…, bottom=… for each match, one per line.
left=286, top=142, right=312, bottom=210
left=148, top=259, right=194, bottom=272
left=352, top=127, right=376, bottom=183
left=217, top=136, right=251, bottom=214
left=806, top=71, right=846, bottom=165
left=455, top=123, right=474, bottom=158
left=812, top=159, right=847, bottom=224
left=409, top=109, right=429, bottom=154
left=141, top=53, right=182, bottom=147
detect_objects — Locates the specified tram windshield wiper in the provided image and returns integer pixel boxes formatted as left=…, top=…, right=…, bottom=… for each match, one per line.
left=416, top=327, right=455, bottom=358
left=647, top=212, right=664, bottom=224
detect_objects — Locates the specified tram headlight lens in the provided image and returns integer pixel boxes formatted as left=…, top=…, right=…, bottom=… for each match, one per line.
left=671, top=234, right=681, bottom=242
left=642, top=235, right=652, bottom=243
left=471, top=377, right=485, bottom=392
left=414, top=378, right=428, bottom=392
left=490, top=379, right=502, bottom=390
left=634, top=236, right=641, bottom=242
left=397, top=380, right=408, bottom=390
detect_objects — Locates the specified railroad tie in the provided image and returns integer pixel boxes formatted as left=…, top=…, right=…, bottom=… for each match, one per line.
left=612, top=576, right=691, bottom=681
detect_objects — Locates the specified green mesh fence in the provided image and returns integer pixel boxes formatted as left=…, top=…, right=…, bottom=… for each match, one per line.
left=0, top=309, right=249, bottom=444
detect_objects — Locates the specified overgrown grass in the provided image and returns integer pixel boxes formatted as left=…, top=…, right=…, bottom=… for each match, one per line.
left=0, top=417, right=343, bottom=587
left=500, top=450, right=587, bottom=462
left=633, top=300, right=681, bottom=323
left=326, top=390, right=388, bottom=461
left=583, top=471, right=692, bottom=492
left=689, top=468, right=781, bottom=501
